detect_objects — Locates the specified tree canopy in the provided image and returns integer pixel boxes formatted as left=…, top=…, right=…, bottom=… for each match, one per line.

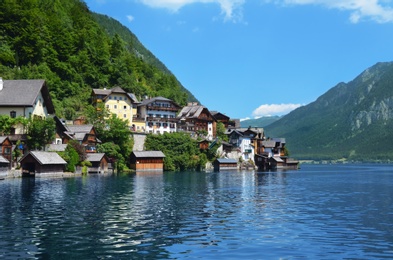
left=0, top=0, right=197, bottom=120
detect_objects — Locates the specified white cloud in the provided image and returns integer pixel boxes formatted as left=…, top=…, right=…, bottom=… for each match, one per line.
left=127, top=15, right=135, bottom=22
left=276, top=0, right=393, bottom=23
left=137, top=0, right=393, bottom=23
left=138, top=0, right=245, bottom=22
left=252, top=103, right=303, bottom=117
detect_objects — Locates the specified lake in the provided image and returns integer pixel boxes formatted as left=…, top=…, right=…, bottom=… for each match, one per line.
left=0, top=164, right=393, bottom=259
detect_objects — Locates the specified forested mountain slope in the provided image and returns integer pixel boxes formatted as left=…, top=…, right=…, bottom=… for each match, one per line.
left=0, top=0, right=197, bottom=119
left=265, top=62, right=393, bottom=161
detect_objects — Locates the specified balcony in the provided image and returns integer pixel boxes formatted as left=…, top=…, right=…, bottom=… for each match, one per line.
left=146, top=105, right=179, bottom=112
left=146, top=116, right=179, bottom=123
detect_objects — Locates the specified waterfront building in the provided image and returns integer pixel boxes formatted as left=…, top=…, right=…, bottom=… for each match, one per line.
left=177, top=102, right=217, bottom=140
left=137, top=96, right=181, bottom=134
left=130, top=151, right=165, bottom=171
left=63, top=124, right=100, bottom=153
left=19, top=151, right=66, bottom=177
left=86, top=153, right=110, bottom=173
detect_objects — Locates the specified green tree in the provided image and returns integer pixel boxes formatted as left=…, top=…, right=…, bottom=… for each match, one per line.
left=216, top=122, right=228, bottom=142
left=144, top=132, right=206, bottom=171
left=26, top=117, right=55, bottom=150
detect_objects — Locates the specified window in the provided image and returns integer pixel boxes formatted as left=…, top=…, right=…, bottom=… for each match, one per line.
left=124, top=105, right=127, bottom=110
left=119, top=97, right=123, bottom=100
left=10, top=111, right=16, bottom=118
left=106, top=105, right=109, bottom=109
left=156, top=123, right=161, bottom=127
left=4, top=147, right=11, bottom=154
left=114, top=105, right=117, bottom=109
left=123, top=114, right=127, bottom=118
left=163, top=123, right=168, bottom=128
left=109, top=96, right=112, bottom=99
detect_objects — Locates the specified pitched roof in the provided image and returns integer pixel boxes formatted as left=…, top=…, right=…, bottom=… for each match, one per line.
left=0, top=79, right=55, bottom=113
left=127, top=93, right=140, bottom=104
left=132, top=151, right=165, bottom=158
left=92, top=87, right=137, bottom=103
left=21, top=151, right=66, bottom=165
left=0, top=155, right=9, bottom=164
left=216, top=158, right=238, bottom=163
left=177, top=104, right=206, bottom=119
left=47, top=144, right=68, bottom=152
left=138, top=96, right=178, bottom=107
left=66, top=124, right=93, bottom=133
left=0, top=136, right=9, bottom=144
left=86, top=153, right=106, bottom=162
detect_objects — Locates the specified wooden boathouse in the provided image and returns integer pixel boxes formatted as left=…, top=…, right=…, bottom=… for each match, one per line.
left=19, top=151, right=66, bottom=177
left=213, top=158, right=238, bottom=172
left=130, top=151, right=165, bottom=171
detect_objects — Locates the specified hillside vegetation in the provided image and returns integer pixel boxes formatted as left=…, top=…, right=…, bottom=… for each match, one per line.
left=266, top=62, right=393, bottom=161
left=0, top=0, right=197, bottom=119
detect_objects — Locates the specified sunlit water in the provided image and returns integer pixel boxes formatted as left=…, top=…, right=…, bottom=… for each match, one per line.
left=1, top=164, right=393, bottom=259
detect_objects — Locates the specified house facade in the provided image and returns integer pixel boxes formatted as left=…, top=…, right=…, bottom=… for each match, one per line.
left=0, top=78, right=55, bottom=134
left=130, top=151, right=165, bottom=171
left=177, top=103, right=216, bottom=140
left=137, top=97, right=181, bottom=134
left=64, top=124, right=100, bottom=153
left=92, top=87, right=138, bottom=128
left=20, top=151, right=66, bottom=177
left=0, top=136, right=12, bottom=164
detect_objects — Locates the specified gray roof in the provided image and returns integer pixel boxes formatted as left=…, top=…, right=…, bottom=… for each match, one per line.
left=0, top=136, right=9, bottom=143
left=177, top=104, right=206, bottom=119
left=262, top=140, right=276, bottom=148
left=47, top=144, right=68, bottom=152
left=138, top=96, right=178, bottom=107
left=127, top=93, right=140, bottom=104
left=0, top=155, right=10, bottom=164
left=92, top=87, right=137, bottom=103
left=132, top=151, right=165, bottom=158
left=66, top=124, right=93, bottom=133
left=86, top=153, right=106, bottom=162
left=0, top=79, right=55, bottom=113
left=24, top=151, right=66, bottom=165
left=216, top=158, right=238, bottom=163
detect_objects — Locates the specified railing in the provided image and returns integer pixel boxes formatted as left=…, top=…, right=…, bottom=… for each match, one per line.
left=146, top=105, right=179, bottom=112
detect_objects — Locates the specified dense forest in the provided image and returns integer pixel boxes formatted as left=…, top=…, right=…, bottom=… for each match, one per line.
left=0, top=0, right=197, bottom=120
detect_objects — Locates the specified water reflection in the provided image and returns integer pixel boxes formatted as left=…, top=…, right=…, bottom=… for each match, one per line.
left=0, top=165, right=392, bottom=259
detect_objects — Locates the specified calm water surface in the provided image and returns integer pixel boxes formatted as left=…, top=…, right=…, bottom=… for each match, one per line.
left=1, top=164, right=393, bottom=259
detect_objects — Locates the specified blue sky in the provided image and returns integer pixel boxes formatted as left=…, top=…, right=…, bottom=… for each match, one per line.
left=84, top=0, right=393, bottom=120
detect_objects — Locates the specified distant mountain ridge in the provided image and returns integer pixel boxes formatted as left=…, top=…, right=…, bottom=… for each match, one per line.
left=265, top=62, right=393, bottom=161
left=240, top=116, right=281, bottom=128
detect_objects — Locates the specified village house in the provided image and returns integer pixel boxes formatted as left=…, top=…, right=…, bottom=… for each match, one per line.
left=0, top=78, right=55, bottom=138
left=177, top=102, right=217, bottom=140
left=130, top=151, right=165, bottom=171
left=213, top=158, right=238, bottom=172
left=63, top=124, right=100, bottom=153
left=211, top=111, right=230, bottom=128
left=91, top=86, right=138, bottom=129
left=86, top=153, right=110, bottom=173
left=0, top=136, right=12, bottom=166
left=226, top=127, right=264, bottom=162
left=137, top=96, right=181, bottom=134
left=19, top=151, right=67, bottom=177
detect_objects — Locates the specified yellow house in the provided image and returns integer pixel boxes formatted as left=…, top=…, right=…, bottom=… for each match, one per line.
left=92, top=87, right=139, bottom=128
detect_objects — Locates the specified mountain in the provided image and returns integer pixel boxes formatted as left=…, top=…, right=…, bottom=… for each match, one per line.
left=0, top=0, right=197, bottom=119
left=240, top=116, right=281, bottom=128
left=265, top=62, right=393, bottom=161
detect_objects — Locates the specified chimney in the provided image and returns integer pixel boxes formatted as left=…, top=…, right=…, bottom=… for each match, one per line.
left=0, top=77, right=3, bottom=91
